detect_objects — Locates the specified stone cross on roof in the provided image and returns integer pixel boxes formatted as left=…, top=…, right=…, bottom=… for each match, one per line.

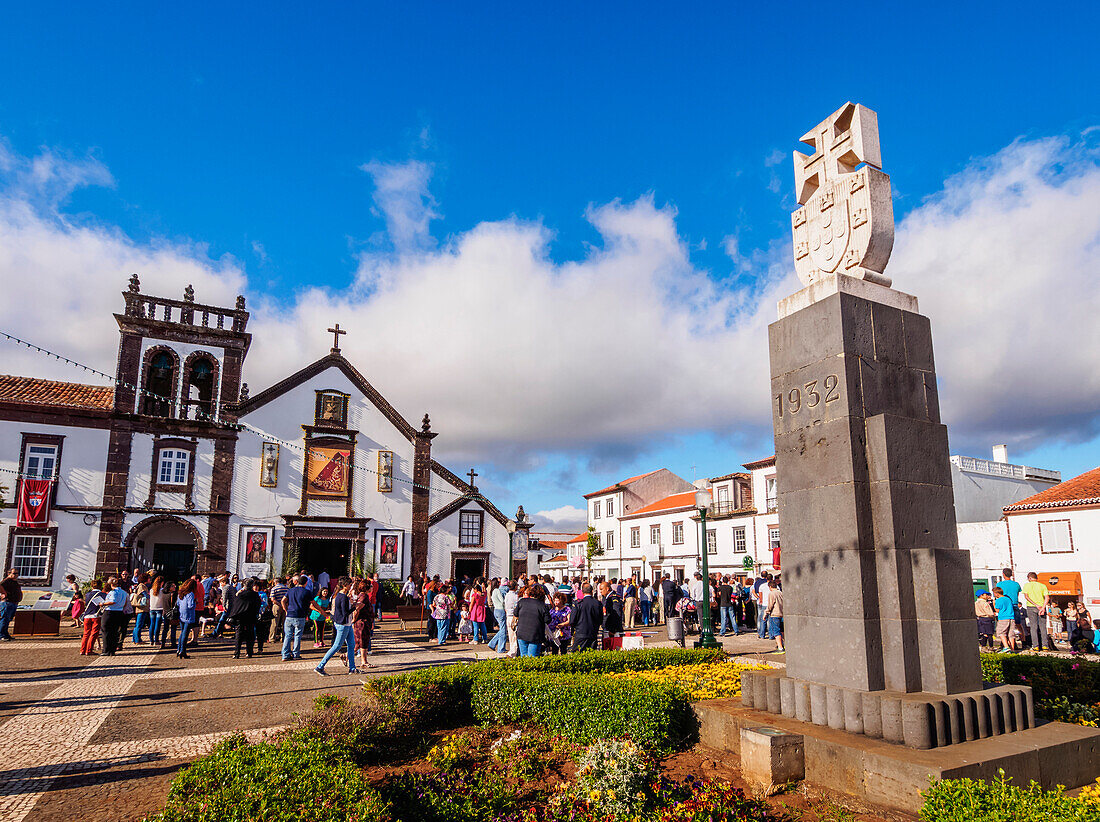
left=467, top=468, right=479, bottom=490
left=327, top=323, right=346, bottom=354
left=790, top=102, right=894, bottom=288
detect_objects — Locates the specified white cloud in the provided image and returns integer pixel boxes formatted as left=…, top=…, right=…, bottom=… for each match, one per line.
left=530, top=505, right=588, bottom=533
left=0, top=130, right=1097, bottom=482
left=891, top=134, right=1100, bottom=451
left=359, top=159, right=438, bottom=253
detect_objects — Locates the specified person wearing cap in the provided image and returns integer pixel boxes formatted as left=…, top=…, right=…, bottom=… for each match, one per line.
left=975, top=590, right=996, bottom=650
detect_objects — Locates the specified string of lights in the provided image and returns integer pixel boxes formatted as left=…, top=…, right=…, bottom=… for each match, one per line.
left=0, top=329, right=492, bottom=506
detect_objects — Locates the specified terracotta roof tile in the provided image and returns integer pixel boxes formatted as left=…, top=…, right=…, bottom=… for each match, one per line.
left=0, top=375, right=113, bottom=410
left=627, top=491, right=699, bottom=517
left=742, top=456, right=776, bottom=470
left=1004, top=466, right=1100, bottom=512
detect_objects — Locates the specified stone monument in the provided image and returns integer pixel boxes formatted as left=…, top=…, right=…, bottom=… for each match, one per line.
left=741, top=102, right=1032, bottom=748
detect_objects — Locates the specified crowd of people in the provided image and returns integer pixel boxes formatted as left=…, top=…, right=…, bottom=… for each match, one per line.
left=975, top=567, right=1096, bottom=654
left=63, top=568, right=387, bottom=675
left=404, top=569, right=786, bottom=656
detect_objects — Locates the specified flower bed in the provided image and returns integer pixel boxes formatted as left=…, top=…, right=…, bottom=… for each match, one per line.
left=605, top=659, right=769, bottom=700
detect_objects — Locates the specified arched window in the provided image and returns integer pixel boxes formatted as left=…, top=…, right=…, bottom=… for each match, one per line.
left=185, top=356, right=215, bottom=419
left=142, top=351, right=176, bottom=417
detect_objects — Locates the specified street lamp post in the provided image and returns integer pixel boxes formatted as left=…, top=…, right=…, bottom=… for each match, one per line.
left=694, top=485, right=720, bottom=649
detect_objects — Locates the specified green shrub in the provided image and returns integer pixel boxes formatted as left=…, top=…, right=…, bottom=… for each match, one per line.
left=1035, top=696, right=1100, bottom=727
left=472, top=672, right=696, bottom=752
left=920, top=770, right=1097, bottom=821
left=371, top=648, right=724, bottom=726
left=382, top=770, right=518, bottom=822
left=292, top=688, right=427, bottom=762
left=1002, top=654, right=1100, bottom=704
left=980, top=653, right=1004, bottom=683
left=148, top=734, right=390, bottom=822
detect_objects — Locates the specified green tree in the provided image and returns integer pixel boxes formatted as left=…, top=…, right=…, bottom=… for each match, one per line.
left=585, top=526, right=604, bottom=570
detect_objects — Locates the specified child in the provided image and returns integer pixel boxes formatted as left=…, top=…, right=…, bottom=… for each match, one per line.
left=992, top=586, right=1016, bottom=653
left=457, top=607, right=474, bottom=642
left=70, top=588, right=85, bottom=627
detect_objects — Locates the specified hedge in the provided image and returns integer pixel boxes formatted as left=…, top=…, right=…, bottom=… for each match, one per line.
left=920, top=771, right=1097, bottom=821
left=1001, top=654, right=1100, bottom=704
left=371, top=648, right=724, bottom=723
left=369, top=648, right=718, bottom=751
left=148, top=733, right=389, bottom=822
left=471, top=672, right=696, bottom=752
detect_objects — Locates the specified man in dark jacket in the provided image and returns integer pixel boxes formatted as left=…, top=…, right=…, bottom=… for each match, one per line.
left=602, top=581, right=624, bottom=635
left=227, top=578, right=261, bottom=658
left=568, top=583, right=603, bottom=652
left=660, top=574, right=680, bottom=626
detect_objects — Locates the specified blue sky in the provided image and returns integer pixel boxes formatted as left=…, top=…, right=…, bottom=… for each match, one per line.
left=1, top=3, right=1098, bottom=530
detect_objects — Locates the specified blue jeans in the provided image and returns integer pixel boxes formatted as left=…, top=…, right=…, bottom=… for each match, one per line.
left=317, top=623, right=356, bottom=672
left=518, top=638, right=542, bottom=657
left=436, top=617, right=451, bottom=644
left=148, top=610, right=163, bottom=644
left=640, top=600, right=652, bottom=626
left=177, top=620, right=194, bottom=655
left=282, top=617, right=307, bottom=659
left=473, top=621, right=487, bottom=642
left=758, top=605, right=768, bottom=638
left=132, top=612, right=149, bottom=643
left=0, top=601, right=15, bottom=638
left=720, top=606, right=737, bottom=635
left=767, top=616, right=783, bottom=639
left=488, top=609, right=508, bottom=651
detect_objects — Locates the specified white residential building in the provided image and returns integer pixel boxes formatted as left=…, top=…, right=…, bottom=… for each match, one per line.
left=1003, top=466, right=1100, bottom=612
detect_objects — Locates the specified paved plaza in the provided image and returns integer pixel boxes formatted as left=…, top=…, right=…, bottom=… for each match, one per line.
left=0, top=621, right=778, bottom=821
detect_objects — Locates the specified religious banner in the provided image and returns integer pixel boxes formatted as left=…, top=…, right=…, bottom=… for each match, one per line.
left=374, top=530, right=403, bottom=579
left=306, top=446, right=351, bottom=497
left=240, top=526, right=273, bottom=578
left=17, top=479, right=52, bottom=527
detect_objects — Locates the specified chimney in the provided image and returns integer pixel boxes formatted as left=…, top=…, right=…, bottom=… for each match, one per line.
left=992, top=444, right=1008, bottom=464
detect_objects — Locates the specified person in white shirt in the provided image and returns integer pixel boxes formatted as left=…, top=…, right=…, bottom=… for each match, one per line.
left=503, top=583, right=520, bottom=658
left=689, top=573, right=704, bottom=604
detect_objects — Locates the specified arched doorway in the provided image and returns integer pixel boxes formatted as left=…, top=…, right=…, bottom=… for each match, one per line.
left=126, top=515, right=203, bottom=581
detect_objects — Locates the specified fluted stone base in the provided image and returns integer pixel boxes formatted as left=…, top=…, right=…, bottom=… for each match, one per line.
left=741, top=669, right=1034, bottom=749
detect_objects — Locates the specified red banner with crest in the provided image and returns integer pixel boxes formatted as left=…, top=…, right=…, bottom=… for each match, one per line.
left=17, top=479, right=52, bottom=527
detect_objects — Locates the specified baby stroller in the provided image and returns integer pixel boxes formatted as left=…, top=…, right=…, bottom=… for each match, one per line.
left=675, top=598, right=699, bottom=634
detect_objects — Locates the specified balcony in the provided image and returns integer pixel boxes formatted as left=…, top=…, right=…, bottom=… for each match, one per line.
left=766, top=496, right=778, bottom=513
left=706, top=500, right=756, bottom=518
left=124, top=291, right=249, bottom=333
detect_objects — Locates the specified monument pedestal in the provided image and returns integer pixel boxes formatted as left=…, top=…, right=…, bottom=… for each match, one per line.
left=740, top=668, right=1034, bottom=749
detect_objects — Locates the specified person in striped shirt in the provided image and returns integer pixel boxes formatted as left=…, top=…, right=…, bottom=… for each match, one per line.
left=269, top=577, right=290, bottom=641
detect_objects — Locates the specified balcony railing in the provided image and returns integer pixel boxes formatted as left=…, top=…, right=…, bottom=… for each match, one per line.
left=766, top=496, right=778, bottom=513
left=124, top=291, right=249, bottom=333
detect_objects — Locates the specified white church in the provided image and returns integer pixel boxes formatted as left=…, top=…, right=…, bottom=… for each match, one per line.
left=0, top=278, right=519, bottom=588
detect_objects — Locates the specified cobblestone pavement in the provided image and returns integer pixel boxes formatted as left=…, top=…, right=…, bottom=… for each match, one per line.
left=0, top=625, right=479, bottom=821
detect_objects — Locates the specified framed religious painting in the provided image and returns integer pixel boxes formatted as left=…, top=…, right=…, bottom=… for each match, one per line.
left=239, top=526, right=274, bottom=578
left=374, top=529, right=403, bottom=579
left=305, top=443, right=352, bottom=498
left=259, top=442, right=279, bottom=487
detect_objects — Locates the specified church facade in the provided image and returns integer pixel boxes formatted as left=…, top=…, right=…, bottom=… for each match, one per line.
left=0, top=279, right=518, bottom=588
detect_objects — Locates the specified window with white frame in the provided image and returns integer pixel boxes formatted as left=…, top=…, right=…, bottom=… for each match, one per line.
left=606, top=498, right=614, bottom=517
left=650, top=524, right=661, bottom=545
left=606, top=531, right=614, bottom=550
left=157, top=449, right=189, bottom=485
left=672, top=522, right=684, bottom=544
left=23, top=444, right=58, bottom=480
left=630, top=527, right=640, bottom=548
left=592, top=500, right=601, bottom=519
left=459, top=511, right=483, bottom=547
left=1038, top=520, right=1073, bottom=554
left=733, top=526, right=747, bottom=553
left=765, top=476, right=778, bottom=512
left=707, top=529, right=717, bottom=554
left=769, top=527, right=781, bottom=554
left=11, top=533, right=52, bottom=579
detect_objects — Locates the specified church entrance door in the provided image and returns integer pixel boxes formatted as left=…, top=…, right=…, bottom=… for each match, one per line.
left=297, top=537, right=351, bottom=580
left=453, top=557, right=486, bottom=582
left=153, top=544, right=196, bottom=581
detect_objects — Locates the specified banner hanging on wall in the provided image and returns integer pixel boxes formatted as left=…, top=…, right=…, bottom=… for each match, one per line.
left=375, top=530, right=403, bottom=580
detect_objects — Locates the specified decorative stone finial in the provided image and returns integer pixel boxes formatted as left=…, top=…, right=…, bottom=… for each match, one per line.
left=239, top=382, right=250, bottom=402
left=516, top=505, right=527, bottom=524
left=128, top=273, right=141, bottom=293
left=235, top=295, right=246, bottom=310
left=791, top=102, right=893, bottom=288
left=421, top=413, right=432, bottom=433
left=183, top=284, right=194, bottom=302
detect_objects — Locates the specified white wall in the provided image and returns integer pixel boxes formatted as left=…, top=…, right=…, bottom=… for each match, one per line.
left=427, top=505, right=510, bottom=580
left=957, top=520, right=1010, bottom=588
left=0, top=420, right=109, bottom=587
left=1007, top=508, right=1100, bottom=610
